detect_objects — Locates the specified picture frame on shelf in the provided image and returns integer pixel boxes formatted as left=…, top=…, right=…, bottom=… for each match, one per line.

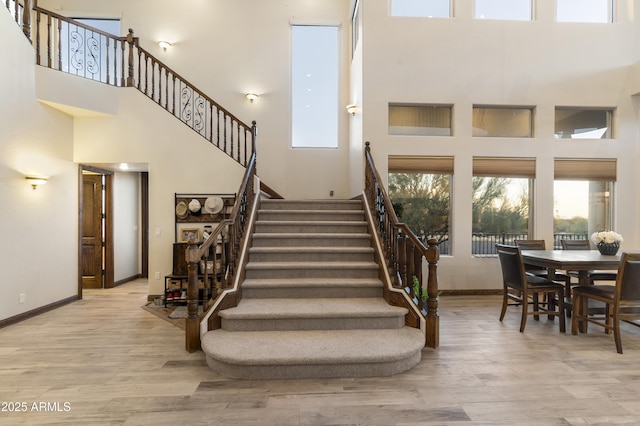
left=180, top=228, right=200, bottom=243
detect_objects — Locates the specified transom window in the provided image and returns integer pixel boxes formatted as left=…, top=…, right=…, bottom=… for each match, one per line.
left=475, top=0, right=532, bottom=21
left=554, top=107, right=614, bottom=139
left=557, top=0, right=613, bottom=23
left=389, top=104, right=453, bottom=136
left=473, top=106, right=534, bottom=137
left=390, top=0, right=451, bottom=18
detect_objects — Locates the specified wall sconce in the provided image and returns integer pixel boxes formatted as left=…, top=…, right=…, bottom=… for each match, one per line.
left=158, top=41, right=172, bottom=52
left=346, top=104, right=359, bottom=116
left=245, top=93, right=259, bottom=103
left=26, top=176, right=48, bottom=190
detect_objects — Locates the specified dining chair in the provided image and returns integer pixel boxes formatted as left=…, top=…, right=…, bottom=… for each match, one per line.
left=496, top=244, right=566, bottom=333
left=571, top=252, right=640, bottom=354
left=514, top=239, right=572, bottom=290
left=560, top=239, right=617, bottom=284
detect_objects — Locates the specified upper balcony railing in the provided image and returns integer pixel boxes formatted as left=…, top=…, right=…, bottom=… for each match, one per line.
left=5, top=0, right=254, bottom=168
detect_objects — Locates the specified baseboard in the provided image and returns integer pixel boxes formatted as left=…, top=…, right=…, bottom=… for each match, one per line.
left=0, top=295, right=79, bottom=329
left=114, top=274, right=142, bottom=287
left=440, top=289, right=503, bottom=296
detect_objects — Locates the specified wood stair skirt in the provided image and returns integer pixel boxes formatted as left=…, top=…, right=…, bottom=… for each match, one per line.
left=201, top=199, right=424, bottom=379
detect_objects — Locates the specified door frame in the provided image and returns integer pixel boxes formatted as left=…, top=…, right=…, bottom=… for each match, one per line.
left=78, top=165, right=114, bottom=298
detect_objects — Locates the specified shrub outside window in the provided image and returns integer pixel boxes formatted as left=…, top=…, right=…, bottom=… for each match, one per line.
left=388, top=156, right=453, bottom=254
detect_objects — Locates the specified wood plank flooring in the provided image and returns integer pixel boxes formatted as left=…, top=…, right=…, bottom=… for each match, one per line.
left=1, top=279, right=639, bottom=425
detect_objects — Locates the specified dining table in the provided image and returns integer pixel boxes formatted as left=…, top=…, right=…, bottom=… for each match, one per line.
left=520, top=249, right=621, bottom=288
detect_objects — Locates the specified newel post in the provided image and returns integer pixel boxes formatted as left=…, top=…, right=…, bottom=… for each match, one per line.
left=126, top=28, right=135, bottom=87
left=185, top=241, right=201, bottom=352
left=425, top=238, right=440, bottom=349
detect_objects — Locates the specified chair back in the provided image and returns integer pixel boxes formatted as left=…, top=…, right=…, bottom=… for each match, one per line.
left=514, top=239, right=546, bottom=250
left=617, top=252, right=640, bottom=302
left=496, top=244, right=526, bottom=291
left=561, top=239, right=590, bottom=250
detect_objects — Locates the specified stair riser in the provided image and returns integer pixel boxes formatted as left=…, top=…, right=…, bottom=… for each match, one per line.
left=245, top=267, right=379, bottom=280
left=249, top=251, right=374, bottom=262
left=252, top=235, right=372, bottom=247
left=258, top=211, right=365, bottom=222
left=243, top=286, right=383, bottom=299
left=255, top=223, right=368, bottom=234
left=205, top=351, right=422, bottom=380
left=261, top=201, right=363, bottom=211
left=221, top=316, right=405, bottom=332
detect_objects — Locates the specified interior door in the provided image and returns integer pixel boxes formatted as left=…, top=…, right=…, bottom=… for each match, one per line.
left=82, top=174, right=103, bottom=289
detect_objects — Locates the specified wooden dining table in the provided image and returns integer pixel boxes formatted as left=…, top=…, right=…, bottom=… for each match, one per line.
left=520, top=249, right=621, bottom=287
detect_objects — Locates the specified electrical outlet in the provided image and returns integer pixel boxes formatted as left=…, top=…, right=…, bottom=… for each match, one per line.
left=330, top=190, right=334, bottom=197
left=19, top=293, right=25, bottom=304
left=155, top=272, right=160, bottom=280
left=155, top=227, right=161, bottom=236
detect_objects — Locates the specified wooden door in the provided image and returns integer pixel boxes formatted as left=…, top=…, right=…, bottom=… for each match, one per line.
left=82, top=174, right=103, bottom=288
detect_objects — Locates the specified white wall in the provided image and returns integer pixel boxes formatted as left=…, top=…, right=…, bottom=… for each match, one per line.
left=0, top=11, right=78, bottom=321
left=39, top=0, right=353, bottom=200
left=113, top=172, right=140, bottom=282
left=360, top=1, right=640, bottom=290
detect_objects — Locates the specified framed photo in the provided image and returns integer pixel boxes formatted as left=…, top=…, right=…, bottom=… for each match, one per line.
left=180, top=228, right=200, bottom=243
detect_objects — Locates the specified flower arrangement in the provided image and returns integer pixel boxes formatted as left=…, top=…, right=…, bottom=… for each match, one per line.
left=590, top=231, right=623, bottom=245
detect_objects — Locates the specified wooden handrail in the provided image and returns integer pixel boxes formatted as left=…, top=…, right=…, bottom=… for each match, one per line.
left=185, top=128, right=257, bottom=352
left=8, top=3, right=256, bottom=168
left=364, top=141, right=439, bottom=349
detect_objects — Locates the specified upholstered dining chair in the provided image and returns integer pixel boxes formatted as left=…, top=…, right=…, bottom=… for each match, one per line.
left=571, top=252, right=640, bottom=354
left=496, top=244, right=566, bottom=333
left=560, top=239, right=617, bottom=284
left=515, top=239, right=572, bottom=291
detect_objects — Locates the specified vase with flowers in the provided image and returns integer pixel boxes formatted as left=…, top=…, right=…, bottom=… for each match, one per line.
left=590, top=231, right=623, bottom=255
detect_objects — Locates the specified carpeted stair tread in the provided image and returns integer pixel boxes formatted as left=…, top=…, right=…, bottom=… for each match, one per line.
left=249, top=246, right=374, bottom=254
left=202, top=328, right=424, bottom=366
left=242, top=277, right=383, bottom=288
left=218, top=297, right=407, bottom=320
left=260, top=200, right=363, bottom=210
left=246, top=261, right=378, bottom=270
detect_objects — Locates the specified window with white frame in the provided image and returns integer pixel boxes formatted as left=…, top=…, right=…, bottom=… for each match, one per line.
left=291, top=25, right=339, bottom=149
left=553, top=158, right=615, bottom=248
left=554, top=107, right=613, bottom=139
left=389, top=104, right=453, bottom=136
left=556, top=0, right=613, bottom=23
left=475, top=0, right=532, bottom=21
left=390, top=0, right=451, bottom=18
left=472, top=157, right=534, bottom=256
left=388, top=156, right=453, bottom=255
left=473, top=106, right=534, bottom=137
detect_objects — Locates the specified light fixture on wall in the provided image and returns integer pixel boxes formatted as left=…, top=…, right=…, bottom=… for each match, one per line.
left=346, top=104, right=359, bottom=116
left=158, top=41, right=172, bottom=52
left=26, top=176, right=48, bottom=190
left=245, top=93, right=259, bottom=103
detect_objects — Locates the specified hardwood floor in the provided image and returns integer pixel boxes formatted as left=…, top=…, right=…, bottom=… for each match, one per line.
left=1, top=279, right=639, bottom=425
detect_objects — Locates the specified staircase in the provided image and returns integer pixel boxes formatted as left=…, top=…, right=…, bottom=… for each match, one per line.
left=201, top=199, right=424, bottom=379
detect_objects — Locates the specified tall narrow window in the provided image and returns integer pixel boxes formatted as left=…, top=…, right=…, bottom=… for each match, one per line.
left=472, top=157, right=534, bottom=256
left=291, top=25, right=339, bottom=149
left=388, top=156, right=453, bottom=255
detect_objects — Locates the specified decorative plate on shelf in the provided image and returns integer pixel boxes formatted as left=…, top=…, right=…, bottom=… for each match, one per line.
left=175, top=201, right=188, bottom=219
left=204, top=196, right=224, bottom=214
